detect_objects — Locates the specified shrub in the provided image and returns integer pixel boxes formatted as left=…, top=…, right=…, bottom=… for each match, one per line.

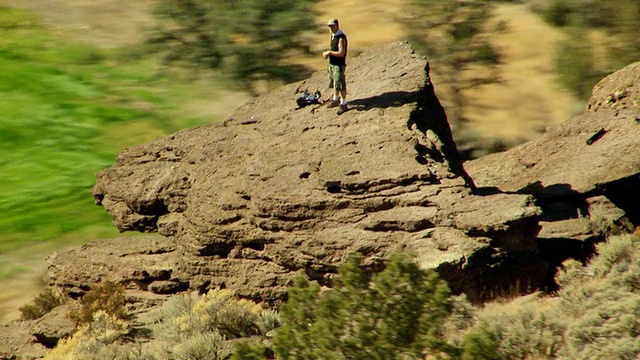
left=462, top=233, right=640, bottom=359
left=172, top=332, right=226, bottom=360
left=152, top=289, right=278, bottom=359
left=480, top=302, right=565, bottom=359
left=561, top=292, right=640, bottom=359
left=189, top=289, right=263, bottom=338
left=43, top=310, right=142, bottom=360
left=555, top=234, right=640, bottom=358
left=555, top=33, right=599, bottom=100
left=68, top=280, right=128, bottom=326
left=230, top=340, right=269, bottom=360
left=473, top=42, right=501, bottom=65
left=461, top=325, right=502, bottom=360
left=273, top=253, right=459, bottom=359
left=19, top=287, right=65, bottom=320
left=542, top=0, right=573, bottom=27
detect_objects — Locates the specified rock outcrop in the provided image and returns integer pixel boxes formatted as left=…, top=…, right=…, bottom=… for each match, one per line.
left=467, top=61, right=640, bottom=267
left=3, top=44, right=640, bottom=360
left=81, top=42, right=544, bottom=306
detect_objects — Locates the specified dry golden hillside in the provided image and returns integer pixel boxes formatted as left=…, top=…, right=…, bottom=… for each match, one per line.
left=2, top=0, right=581, bottom=145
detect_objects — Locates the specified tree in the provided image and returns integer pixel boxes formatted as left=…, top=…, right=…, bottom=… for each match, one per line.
left=151, top=0, right=317, bottom=94
left=542, top=0, right=640, bottom=98
left=403, top=0, right=502, bottom=157
left=273, top=253, right=459, bottom=359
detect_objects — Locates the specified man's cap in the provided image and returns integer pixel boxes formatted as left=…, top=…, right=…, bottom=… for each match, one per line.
left=326, top=18, right=338, bottom=26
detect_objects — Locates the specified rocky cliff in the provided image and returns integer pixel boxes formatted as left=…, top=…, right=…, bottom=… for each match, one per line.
left=2, top=43, right=639, bottom=358
left=84, top=42, right=545, bottom=305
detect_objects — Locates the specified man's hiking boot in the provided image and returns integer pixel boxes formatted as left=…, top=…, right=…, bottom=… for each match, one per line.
left=326, top=99, right=340, bottom=108
left=337, top=104, right=348, bottom=115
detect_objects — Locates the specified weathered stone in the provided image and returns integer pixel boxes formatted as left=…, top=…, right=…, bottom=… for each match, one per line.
left=31, top=304, right=76, bottom=349
left=0, top=320, right=48, bottom=360
left=84, top=42, right=542, bottom=307
left=465, top=61, right=640, bottom=266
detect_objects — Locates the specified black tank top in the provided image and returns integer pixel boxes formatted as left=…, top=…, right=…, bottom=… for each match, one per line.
left=330, top=33, right=347, bottom=66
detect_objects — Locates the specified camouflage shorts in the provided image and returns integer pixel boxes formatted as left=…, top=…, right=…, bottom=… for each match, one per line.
left=327, top=64, right=346, bottom=91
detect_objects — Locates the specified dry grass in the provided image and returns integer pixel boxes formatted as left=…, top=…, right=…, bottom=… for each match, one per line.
left=0, top=244, right=55, bottom=323
left=0, top=0, right=582, bottom=142
left=463, top=4, right=582, bottom=142
left=0, top=0, right=156, bottom=48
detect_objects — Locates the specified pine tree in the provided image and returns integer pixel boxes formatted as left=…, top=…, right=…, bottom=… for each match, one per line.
left=273, top=253, right=459, bottom=359
left=151, top=0, right=316, bottom=94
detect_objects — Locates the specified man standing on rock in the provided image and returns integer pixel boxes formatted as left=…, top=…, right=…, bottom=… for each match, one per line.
left=322, top=18, right=348, bottom=115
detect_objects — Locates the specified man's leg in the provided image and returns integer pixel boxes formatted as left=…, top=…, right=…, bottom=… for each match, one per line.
left=327, top=65, right=341, bottom=108
left=337, top=68, right=348, bottom=115
left=339, top=89, right=347, bottom=104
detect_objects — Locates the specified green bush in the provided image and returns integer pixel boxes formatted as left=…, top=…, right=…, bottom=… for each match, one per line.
left=68, top=280, right=128, bottom=326
left=273, top=253, right=459, bottom=359
left=19, top=287, right=65, bottom=320
left=542, top=0, right=573, bottom=27
left=461, top=326, right=502, bottom=360
left=555, top=33, right=600, bottom=100
left=473, top=42, right=501, bottom=65
left=172, top=332, right=226, bottom=360
left=230, top=340, right=269, bottom=360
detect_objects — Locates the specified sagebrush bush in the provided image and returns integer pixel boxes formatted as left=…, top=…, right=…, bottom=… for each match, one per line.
left=561, top=293, right=640, bottom=359
left=230, top=340, right=269, bottom=360
left=172, top=332, right=226, bottom=360
left=152, top=289, right=279, bottom=359
left=462, top=233, right=640, bottom=359
left=542, top=0, right=573, bottom=27
left=555, top=33, right=598, bottom=99
left=19, top=287, right=65, bottom=320
left=555, top=234, right=640, bottom=359
left=44, top=310, right=140, bottom=360
left=481, top=301, right=565, bottom=359
left=68, top=280, right=128, bottom=326
left=460, top=325, right=501, bottom=360
left=273, top=253, right=459, bottom=359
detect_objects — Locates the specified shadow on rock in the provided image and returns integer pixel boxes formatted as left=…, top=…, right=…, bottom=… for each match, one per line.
left=348, top=90, right=419, bottom=111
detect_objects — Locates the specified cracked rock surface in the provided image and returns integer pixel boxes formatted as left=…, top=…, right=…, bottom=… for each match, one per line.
left=84, top=42, right=543, bottom=306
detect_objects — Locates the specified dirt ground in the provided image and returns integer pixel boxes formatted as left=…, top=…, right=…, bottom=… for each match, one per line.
left=0, top=0, right=582, bottom=322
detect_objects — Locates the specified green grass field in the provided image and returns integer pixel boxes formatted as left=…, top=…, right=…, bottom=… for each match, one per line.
left=0, top=6, right=236, bottom=256
left=0, top=4, right=252, bottom=321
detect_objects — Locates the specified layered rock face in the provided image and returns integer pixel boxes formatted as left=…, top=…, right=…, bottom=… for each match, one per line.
left=77, top=43, right=545, bottom=306
left=48, top=46, right=640, bottom=309
left=467, top=61, right=640, bottom=267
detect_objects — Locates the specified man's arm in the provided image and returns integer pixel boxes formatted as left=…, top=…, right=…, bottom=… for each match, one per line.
left=335, top=38, right=347, bottom=58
